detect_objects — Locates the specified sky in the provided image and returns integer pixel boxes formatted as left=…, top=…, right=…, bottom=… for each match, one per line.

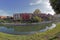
left=0, top=0, right=55, bottom=16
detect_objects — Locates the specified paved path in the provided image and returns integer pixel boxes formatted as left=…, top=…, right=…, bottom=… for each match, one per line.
left=0, top=21, right=52, bottom=26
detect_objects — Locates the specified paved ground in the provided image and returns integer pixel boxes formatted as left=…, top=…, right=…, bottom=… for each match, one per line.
left=0, top=21, right=52, bottom=26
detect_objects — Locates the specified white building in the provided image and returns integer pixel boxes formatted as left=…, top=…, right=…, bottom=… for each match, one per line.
left=13, top=13, right=21, bottom=20
left=54, top=14, right=60, bottom=21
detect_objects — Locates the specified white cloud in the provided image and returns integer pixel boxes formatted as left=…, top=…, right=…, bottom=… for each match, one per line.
left=30, top=0, right=42, bottom=5
left=42, top=0, right=55, bottom=15
left=30, top=0, right=55, bottom=15
left=0, top=10, right=9, bottom=16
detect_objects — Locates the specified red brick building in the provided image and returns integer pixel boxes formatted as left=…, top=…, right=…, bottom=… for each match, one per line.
left=20, top=13, right=32, bottom=21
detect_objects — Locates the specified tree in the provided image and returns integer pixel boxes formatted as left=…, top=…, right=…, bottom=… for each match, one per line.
left=34, top=16, right=42, bottom=22
left=31, top=9, right=43, bottom=22
left=31, top=16, right=42, bottom=22
left=50, top=0, right=60, bottom=14
left=33, top=9, right=41, bottom=14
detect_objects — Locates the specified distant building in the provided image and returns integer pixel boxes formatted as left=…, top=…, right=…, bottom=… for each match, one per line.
left=54, top=14, right=60, bottom=18
left=6, top=16, right=13, bottom=20
left=13, top=13, right=21, bottom=20
left=0, top=16, right=13, bottom=20
left=53, top=14, right=60, bottom=21
left=20, top=13, right=32, bottom=21
left=0, top=16, right=7, bottom=19
left=34, top=13, right=53, bottom=21
left=13, top=13, right=52, bottom=21
left=13, top=13, right=32, bottom=20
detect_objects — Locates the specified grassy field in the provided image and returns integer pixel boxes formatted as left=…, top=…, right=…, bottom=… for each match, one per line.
left=0, top=22, right=60, bottom=40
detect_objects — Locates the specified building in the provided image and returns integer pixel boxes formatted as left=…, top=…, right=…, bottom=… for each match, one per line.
left=33, top=13, right=53, bottom=21
left=13, top=13, right=53, bottom=21
left=13, top=13, right=21, bottom=20
left=0, top=16, right=13, bottom=20
left=0, top=16, right=7, bottom=19
left=53, top=14, right=60, bottom=21
left=13, top=13, right=32, bottom=20
left=20, top=13, right=32, bottom=21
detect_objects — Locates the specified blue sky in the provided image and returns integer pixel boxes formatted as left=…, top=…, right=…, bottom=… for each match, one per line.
left=0, top=0, right=55, bottom=16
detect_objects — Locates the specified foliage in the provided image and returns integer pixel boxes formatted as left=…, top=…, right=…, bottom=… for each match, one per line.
left=50, top=0, right=60, bottom=14
left=33, top=16, right=42, bottom=22
left=4, top=18, right=13, bottom=23
left=31, top=16, right=43, bottom=22
left=33, top=9, right=41, bottom=14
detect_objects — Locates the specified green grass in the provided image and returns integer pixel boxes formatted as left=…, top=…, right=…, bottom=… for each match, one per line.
left=0, top=22, right=60, bottom=40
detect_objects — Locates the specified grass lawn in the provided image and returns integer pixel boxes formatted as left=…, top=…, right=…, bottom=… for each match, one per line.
left=0, top=22, right=60, bottom=40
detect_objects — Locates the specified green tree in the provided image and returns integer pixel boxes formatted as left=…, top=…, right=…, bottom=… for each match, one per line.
left=31, top=16, right=42, bottom=22
left=31, top=9, right=43, bottom=22
left=34, top=16, right=42, bottom=22
left=33, top=9, right=41, bottom=14
left=50, top=0, right=60, bottom=14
